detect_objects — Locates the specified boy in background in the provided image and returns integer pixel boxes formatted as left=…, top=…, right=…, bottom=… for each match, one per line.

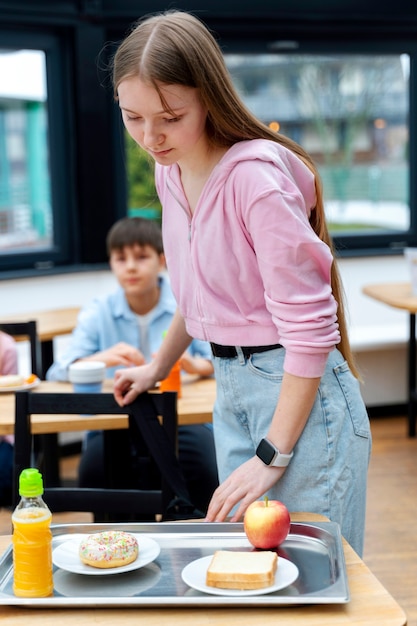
left=47, top=217, right=217, bottom=512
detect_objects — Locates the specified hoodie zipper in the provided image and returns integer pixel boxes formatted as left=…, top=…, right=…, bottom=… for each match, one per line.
left=166, top=179, right=192, bottom=241
left=165, top=178, right=210, bottom=336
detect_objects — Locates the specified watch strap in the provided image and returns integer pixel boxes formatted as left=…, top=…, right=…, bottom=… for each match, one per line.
left=270, top=448, right=294, bottom=467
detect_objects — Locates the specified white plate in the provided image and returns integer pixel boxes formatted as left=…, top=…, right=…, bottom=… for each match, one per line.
left=52, top=534, right=160, bottom=576
left=53, top=562, right=162, bottom=597
left=0, top=376, right=40, bottom=393
left=181, top=554, right=299, bottom=596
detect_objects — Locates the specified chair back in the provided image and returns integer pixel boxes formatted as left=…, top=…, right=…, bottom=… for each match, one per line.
left=13, top=390, right=178, bottom=521
left=0, top=321, right=43, bottom=378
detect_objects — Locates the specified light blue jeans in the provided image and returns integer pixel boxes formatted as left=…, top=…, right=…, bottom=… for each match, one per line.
left=212, top=347, right=372, bottom=556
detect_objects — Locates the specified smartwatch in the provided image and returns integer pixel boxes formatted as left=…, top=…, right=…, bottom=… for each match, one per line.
left=256, top=438, right=294, bottom=467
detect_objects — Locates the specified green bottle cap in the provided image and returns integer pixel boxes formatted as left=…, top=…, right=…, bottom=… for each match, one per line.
left=19, top=468, right=44, bottom=497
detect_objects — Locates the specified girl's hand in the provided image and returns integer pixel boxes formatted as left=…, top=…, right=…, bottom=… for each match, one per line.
left=205, top=456, right=285, bottom=522
left=113, top=363, right=159, bottom=406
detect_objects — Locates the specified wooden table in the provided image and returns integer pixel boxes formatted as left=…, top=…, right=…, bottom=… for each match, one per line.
left=0, top=307, right=80, bottom=378
left=0, top=512, right=407, bottom=625
left=0, top=377, right=216, bottom=488
left=0, top=377, right=216, bottom=437
left=362, top=281, right=417, bottom=436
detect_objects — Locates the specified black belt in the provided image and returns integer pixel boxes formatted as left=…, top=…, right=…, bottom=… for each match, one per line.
left=210, top=343, right=282, bottom=359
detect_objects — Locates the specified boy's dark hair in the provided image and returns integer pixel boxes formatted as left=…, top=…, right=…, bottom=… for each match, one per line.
left=106, top=217, right=163, bottom=256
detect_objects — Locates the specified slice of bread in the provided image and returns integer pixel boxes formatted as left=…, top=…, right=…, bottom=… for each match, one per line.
left=206, top=550, right=277, bottom=590
left=0, top=374, right=25, bottom=388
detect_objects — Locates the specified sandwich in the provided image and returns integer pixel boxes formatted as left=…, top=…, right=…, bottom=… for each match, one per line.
left=206, top=549, right=277, bottom=590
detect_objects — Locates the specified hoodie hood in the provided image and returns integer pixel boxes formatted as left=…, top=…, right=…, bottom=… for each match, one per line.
left=211, top=139, right=317, bottom=216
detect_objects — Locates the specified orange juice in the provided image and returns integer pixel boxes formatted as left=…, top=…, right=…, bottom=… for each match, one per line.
left=12, top=506, right=53, bottom=597
left=160, top=359, right=182, bottom=397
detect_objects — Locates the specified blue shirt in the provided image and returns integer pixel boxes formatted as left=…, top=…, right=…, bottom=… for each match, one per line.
left=46, top=273, right=211, bottom=381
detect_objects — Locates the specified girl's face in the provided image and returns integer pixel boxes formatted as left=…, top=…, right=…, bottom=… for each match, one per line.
left=118, top=78, right=209, bottom=169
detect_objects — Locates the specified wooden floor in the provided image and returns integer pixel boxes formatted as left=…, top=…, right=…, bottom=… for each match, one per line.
left=363, top=415, right=417, bottom=626
left=0, top=414, right=416, bottom=624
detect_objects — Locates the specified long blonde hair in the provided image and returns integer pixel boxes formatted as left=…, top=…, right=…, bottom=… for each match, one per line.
left=112, top=10, right=358, bottom=378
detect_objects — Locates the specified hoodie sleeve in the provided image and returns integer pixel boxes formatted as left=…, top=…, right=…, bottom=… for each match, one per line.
left=0, top=332, right=18, bottom=375
left=235, top=158, right=340, bottom=378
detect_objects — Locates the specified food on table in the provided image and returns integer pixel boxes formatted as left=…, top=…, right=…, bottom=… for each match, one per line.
left=0, top=374, right=25, bottom=388
left=79, top=530, right=139, bottom=568
left=206, top=549, right=277, bottom=590
left=244, top=497, right=291, bottom=549
left=25, top=373, right=38, bottom=384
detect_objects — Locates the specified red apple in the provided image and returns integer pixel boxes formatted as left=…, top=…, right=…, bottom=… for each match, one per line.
left=243, top=497, right=290, bottom=549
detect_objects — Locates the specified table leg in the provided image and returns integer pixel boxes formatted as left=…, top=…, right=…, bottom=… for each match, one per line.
left=39, top=434, right=61, bottom=487
left=408, top=313, right=416, bottom=437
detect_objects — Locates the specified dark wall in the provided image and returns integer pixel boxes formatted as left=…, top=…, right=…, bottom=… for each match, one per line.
left=1, top=0, right=417, bottom=30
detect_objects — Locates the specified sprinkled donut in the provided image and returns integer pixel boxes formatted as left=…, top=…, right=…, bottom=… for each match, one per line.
left=79, top=531, right=139, bottom=569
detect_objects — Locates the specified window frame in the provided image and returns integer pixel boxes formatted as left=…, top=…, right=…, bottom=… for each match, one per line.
left=0, top=28, right=77, bottom=273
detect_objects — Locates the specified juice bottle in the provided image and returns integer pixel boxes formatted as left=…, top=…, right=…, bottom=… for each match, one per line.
left=160, top=359, right=182, bottom=397
left=12, top=468, right=53, bottom=597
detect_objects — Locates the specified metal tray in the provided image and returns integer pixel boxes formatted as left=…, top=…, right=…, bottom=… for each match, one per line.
left=0, top=521, right=349, bottom=607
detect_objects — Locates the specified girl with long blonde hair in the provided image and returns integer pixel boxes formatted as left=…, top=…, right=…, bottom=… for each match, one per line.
left=112, top=10, right=371, bottom=555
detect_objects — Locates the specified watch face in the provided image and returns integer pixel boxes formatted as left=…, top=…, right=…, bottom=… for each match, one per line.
left=256, top=439, right=276, bottom=465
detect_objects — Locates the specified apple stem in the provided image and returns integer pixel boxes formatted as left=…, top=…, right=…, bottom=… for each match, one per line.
left=264, top=495, right=269, bottom=507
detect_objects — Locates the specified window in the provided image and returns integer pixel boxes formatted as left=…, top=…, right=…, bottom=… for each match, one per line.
left=125, top=133, right=162, bottom=222
left=122, top=40, right=413, bottom=255
left=1, top=10, right=416, bottom=274
left=223, top=47, right=411, bottom=255
left=0, top=30, right=73, bottom=273
left=0, top=49, right=52, bottom=253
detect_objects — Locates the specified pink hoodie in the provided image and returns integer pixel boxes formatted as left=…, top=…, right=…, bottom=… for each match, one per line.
left=156, top=139, right=340, bottom=378
left=0, top=332, right=18, bottom=445
left=0, top=332, right=18, bottom=376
